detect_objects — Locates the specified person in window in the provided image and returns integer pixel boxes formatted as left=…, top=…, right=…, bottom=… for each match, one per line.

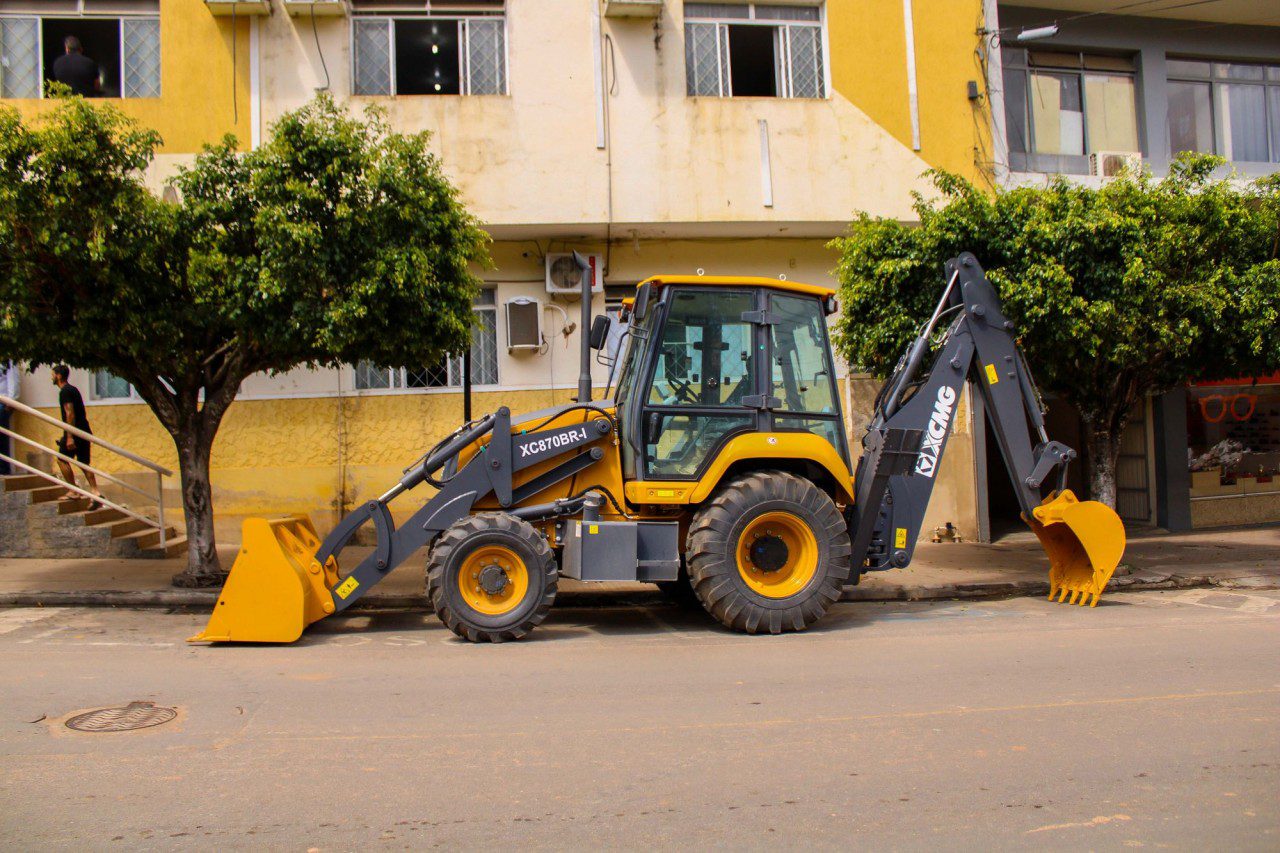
left=50, top=365, right=102, bottom=507
left=52, top=36, right=101, bottom=97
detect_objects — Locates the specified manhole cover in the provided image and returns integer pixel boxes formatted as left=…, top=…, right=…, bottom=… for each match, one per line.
left=65, top=702, right=177, bottom=733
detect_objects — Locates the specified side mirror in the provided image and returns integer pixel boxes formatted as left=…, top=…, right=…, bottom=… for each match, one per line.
left=589, top=314, right=611, bottom=350
left=645, top=411, right=664, bottom=445
left=633, top=283, right=652, bottom=321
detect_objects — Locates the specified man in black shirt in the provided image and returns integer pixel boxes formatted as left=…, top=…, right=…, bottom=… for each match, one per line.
left=52, top=36, right=100, bottom=97
left=51, top=365, right=102, bottom=505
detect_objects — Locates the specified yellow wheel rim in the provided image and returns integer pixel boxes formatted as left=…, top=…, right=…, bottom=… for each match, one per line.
left=735, top=511, right=819, bottom=599
left=458, top=545, right=529, bottom=616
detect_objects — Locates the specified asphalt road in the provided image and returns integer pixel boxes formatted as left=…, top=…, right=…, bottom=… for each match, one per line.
left=1, top=589, right=1277, bottom=851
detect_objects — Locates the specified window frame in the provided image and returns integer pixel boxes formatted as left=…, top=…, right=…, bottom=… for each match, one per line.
left=90, top=369, right=140, bottom=403
left=1001, top=47, right=1141, bottom=173
left=0, top=7, right=160, bottom=100
left=352, top=289, right=499, bottom=393
left=1166, top=57, right=1280, bottom=165
left=683, top=2, right=828, bottom=100
left=349, top=9, right=508, bottom=97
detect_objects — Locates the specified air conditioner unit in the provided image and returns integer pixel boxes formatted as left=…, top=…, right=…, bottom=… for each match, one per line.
left=1089, top=151, right=1142, bottom=178
left=505, top=297, right=543, bottom=352
left=603, top=0, right=663, bottom=18
left=283, top=0, right=349, bottom=15
left=545, top=253, right=604, bottom=299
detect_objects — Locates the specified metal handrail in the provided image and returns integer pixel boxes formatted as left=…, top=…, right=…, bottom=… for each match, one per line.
left=0, top=395, right=172, bottom=476
left=0, top=426, right=154, bottom=500
left=1, top=394, right=173, bottom=549
left=0, top=454, right=161, bottom=531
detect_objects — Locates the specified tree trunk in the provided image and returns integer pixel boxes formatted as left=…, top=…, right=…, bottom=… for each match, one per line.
left=169, top=424, right=224, bottom=587
left=1081, top=420, right=1120, bottom=509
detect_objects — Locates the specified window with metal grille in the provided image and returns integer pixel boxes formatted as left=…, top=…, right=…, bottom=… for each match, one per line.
left=351, top=2, right=505, bottom=96
left=355, top=290, right=499, bottom=390
left=92, top=370, right=137, bottom=400
left=684, top=3, right=824, bottom=99
left=0, top=6, right=159, bottom=100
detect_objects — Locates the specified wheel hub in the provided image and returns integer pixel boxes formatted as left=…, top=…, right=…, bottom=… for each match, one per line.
left=477, top=563, right=510, bottom=595
left=749, top=534, right=789, bottom=573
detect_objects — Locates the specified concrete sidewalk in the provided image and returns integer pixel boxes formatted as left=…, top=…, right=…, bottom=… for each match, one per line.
left=0, top=526, right=1275, bottom=610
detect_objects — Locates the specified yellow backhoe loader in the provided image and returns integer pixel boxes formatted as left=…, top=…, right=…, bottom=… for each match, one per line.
left=191, top=252, right=1125, bottom=644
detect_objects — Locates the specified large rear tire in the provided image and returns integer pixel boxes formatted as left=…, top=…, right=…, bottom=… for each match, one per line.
left=687, top=471, right=851, bottom=634
left=427, top=513, right=557, bottom=643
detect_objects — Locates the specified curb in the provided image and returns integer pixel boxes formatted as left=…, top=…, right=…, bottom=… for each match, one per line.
left=1, top=572, right=1274, bottom=611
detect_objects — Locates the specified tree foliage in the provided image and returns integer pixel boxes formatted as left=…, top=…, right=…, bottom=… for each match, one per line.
left=831, top=158, right=1280, bottom=505
left=0, top=94, right=490, bottom=578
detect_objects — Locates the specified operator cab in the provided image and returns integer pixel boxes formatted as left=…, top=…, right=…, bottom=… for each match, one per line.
left=598, top=276, right=848, bottom=484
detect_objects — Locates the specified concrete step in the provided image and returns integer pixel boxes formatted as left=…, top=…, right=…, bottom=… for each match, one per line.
left=2, top=474, right=49, bottom=491
left=29, top=485, right=71, bottom=504
left=118, top=526, right=179, bottom=550
left=0, top=475, right=174, bottom=560
left=57, top=498, right=95, bottom=515
left=84, top=506, right=126, bottom=525
left=106, top=517, right=150, bottom=538
left=147, top=535, right=187, bottom=558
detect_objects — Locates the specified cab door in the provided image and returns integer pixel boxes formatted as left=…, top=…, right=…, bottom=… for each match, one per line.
left=639, top=288, right=761, bottom=480
left=766, top=291, right=851, bottom=466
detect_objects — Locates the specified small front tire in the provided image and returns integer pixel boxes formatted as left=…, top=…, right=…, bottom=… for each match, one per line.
left=427, top=513, right=557, bottom=643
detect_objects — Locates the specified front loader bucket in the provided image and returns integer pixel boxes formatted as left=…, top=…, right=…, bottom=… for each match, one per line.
left=188, top=515, right=339, bottom=643
left=1026, top=490, right=1126, bottom=607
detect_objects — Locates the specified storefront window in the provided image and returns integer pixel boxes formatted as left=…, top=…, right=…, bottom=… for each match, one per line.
left=1186, top=380, right=1280, bottom=499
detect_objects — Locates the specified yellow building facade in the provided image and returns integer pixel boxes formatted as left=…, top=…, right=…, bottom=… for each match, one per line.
left=5, top=0, right=990, bottom=543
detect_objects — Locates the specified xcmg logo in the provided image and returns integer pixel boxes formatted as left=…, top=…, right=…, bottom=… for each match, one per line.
left=914, top=386, right=956, bottom=478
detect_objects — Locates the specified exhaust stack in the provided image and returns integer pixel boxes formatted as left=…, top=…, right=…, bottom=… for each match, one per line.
left=572, top=251, right=594, bottom=403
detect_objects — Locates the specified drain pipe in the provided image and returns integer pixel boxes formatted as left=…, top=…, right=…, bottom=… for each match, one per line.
left=573, top=251, right=594, bottom=403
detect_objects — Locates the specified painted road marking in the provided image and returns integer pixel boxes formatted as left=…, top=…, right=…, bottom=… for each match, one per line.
left=0, top=607, right=71, bottom=636
left=1152, top=590, right=1280, bottom=615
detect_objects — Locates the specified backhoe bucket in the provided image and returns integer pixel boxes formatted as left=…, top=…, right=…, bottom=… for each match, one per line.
left=188, top=515, right=339, bottom=643
left=1026, top=490, right=1126, bottom=607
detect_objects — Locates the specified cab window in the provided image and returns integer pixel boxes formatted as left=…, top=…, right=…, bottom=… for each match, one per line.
left=644, top=289, right=757, bottom=479
left=770, top=293, right=837, bottom=415
left=648, top=291, right=756, bottom=407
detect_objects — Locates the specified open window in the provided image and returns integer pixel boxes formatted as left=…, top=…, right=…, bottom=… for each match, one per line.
left=0, top=4, right=159, bottom=99
left=684, top=2, right=824, bottom=99
left=351, top=1, right=506, bottom=96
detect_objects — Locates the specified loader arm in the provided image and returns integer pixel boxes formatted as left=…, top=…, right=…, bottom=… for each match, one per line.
left=190, top=404, right=616, bottom=642
left=848, top=253, right=1125, bottom=603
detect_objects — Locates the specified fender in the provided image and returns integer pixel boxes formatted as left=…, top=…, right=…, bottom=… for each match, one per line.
left=625, top=432, right=855, bottom=506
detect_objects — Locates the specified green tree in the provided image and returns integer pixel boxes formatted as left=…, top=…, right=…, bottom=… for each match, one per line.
left=0, top=94, right=489, bottom=584
left=831, top=158, right=1280, bottom=508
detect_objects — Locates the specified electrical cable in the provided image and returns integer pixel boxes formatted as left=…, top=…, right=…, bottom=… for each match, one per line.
left=311, top=4, right=331, bottom=91
left=523, top=404, right=611, bottom=435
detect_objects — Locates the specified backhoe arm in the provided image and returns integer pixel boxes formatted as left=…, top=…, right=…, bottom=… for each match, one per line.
left=847, top=254, right=1124, bottom=604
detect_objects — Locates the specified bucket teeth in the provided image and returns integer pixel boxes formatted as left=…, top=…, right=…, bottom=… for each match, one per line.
left=1049, top=575, right=1105, bottom=607
left=1030, top=490, right=1125, bottom=609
